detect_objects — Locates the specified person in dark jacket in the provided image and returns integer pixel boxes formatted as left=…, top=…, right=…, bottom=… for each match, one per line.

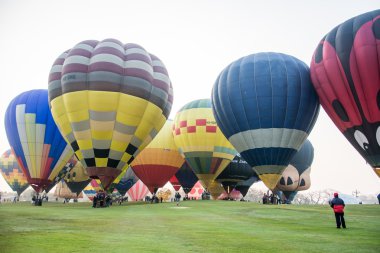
left=377, top=193, right=380, bottom=205
left=330, top=192, right=346, bottom=229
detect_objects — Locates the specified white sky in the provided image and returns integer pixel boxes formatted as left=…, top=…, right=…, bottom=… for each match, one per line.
left=0, top=0, right=379, bottom=195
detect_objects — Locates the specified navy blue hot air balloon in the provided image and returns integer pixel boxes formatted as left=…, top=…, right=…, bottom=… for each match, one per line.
left=235, top=176, right=260, bottom=197
left=4, top=89, right=74, bottom=193
left=212, top=52, right=319, bottom=189
left=276, top=139, right=314, bottom=203
left=114, top=167, right=139, bottom=196
left=216, top=154, right=258, bottom=194
left=174, top=161, right=199, bottom=194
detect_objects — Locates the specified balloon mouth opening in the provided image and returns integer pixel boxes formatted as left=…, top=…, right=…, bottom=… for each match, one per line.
left=86, top=167, right=121, bottom=190
left=29, top=179, right=51, bottom=193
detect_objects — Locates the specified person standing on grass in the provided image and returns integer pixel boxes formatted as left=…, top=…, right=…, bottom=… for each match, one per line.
left=330, top=192, right=346, bottom=229
left=175, top=192, right=181, bottom=206
left=377, top=193, right=380, bottom=204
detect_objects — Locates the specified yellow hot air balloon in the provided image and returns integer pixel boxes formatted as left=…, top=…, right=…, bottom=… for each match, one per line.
left=173, top=99, right=237, bottom=189
left=48, top=39, right=173, bottom=189
left=207, top=180, right=225, bottom=200
left=64, top=159, right=91, bottom=196
left=131, top=120, right=184, bottom=193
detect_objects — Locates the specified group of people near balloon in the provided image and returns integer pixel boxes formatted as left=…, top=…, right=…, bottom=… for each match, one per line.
left=0, top=10, right=379, bottom=225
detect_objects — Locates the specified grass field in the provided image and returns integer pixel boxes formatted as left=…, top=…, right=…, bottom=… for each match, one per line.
left=0, top=201, right=379, bottom=253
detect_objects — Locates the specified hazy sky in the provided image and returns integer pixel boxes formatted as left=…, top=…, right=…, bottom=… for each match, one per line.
left=0, top=0, right=379, bottom=195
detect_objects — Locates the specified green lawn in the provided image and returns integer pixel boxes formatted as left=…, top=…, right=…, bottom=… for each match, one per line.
left=0, top=201, right=379, bottom=253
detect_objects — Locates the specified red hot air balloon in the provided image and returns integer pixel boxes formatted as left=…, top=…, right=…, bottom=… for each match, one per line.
left=310, top=10, right=380, bottom=177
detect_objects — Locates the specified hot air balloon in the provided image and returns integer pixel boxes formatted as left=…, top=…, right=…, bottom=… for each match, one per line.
left=188, top=181, right=204, bottom=200
left=64, top=158, right=91, bottom=196
left=216, top=154, right=258, bottom=195
left=131, top=120, right=183, bottom=193
left=127, top=180, right=149, bottom=201
left=207, top=180, right=226, bottom=200
left=114, top=167, right=139, bottom=197
left=310, top=10, right=380, bottom=177
left=212, top=52, right=320, bottom=189
left=169, top=175, right=181, bottom=192
left=48, top=38, right=173, bottom=189
left=173, top=99, right=237, bottom=189
left=275, top=139, right=314, bottom=203
left=83, top=179, right=103, bottom=201
left=44, top=156, right=76, bottom=193
left=234, top=176, right=260, bottom=197
left=54, top=180, right=83, bottom=200
left=0, top=149, right=29, bottom=196
left=5, top=89, right=74, bottom=193
left=174, top=161, right=199, bottom=194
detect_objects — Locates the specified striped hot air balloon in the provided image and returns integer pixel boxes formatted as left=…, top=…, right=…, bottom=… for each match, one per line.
left=48, top=39, right=173, bottom=189
left=131, top=120, right=184, bottom=193
left=173, top=99, right=237, bottom=189
left=0, top=149, right=29, bottom=196
left=5, top=89, right=74, bottom=193
left=127, top=180, right=149, bottom=201
left=212, top=52, right=320, bottom=189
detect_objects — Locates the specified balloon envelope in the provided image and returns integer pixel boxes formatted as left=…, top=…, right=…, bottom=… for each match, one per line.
left=216, top=154, right=257, bottom=193
left=310, top=10, right=380, bottom=177
left=5, top=89, right=74, bottom=193
left=114, top=167, right=139, bottom=196
left=276, top=139, right=314, bottom=201
left=169, top=175, right=181, bottom=191
left=0, top=149, right=29, bottom=196
left=64, top=158, right=91, bottom=196
left=173, top=99, right=237, bottom=188
left=174, top=161, right=198, bottom=194
left=44, top=155, right=77, bottom=193
left=48, top=39, right=173, bottom=189
left=212, top=52, right=319, bottom=189
left=83, top=179, right=103, bottom=201
left=127, top=180, right=149, bottom=201
left=131, top=120, right=183, bottom=193
left=234, top=176, right=260, bottom=197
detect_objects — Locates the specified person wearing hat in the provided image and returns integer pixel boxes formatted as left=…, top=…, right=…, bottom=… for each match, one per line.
left=330, top=192, right=346, bottom=229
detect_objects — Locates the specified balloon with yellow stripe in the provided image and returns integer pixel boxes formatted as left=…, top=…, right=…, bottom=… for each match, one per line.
left=173, top=99, right=237, bottom=189
left=0, top=149, right=29, bottom=196
left=4, top=90, right=74, bottom=193
left=131, top=120, right=184, bottom=193
left=48, top=39, right=173, bottom=190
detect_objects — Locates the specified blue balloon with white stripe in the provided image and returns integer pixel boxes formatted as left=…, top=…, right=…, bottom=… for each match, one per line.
left=211, top=52, right=319, bottom=189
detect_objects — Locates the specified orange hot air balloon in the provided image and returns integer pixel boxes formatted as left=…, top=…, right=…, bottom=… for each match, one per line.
left=131, top=120, right=184, bottom=193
